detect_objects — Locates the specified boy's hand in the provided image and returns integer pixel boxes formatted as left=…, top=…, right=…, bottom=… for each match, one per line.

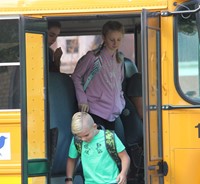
left=116, top=172, right=127, bottom=184
left=54, top=47, right=63, bottom=67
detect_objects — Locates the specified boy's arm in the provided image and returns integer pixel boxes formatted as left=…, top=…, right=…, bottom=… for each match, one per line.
left=117, top=150, right=131, bottom=184
left=66, top=157, right=76, bottom=183
left=130, top=96, right=143, bottom=120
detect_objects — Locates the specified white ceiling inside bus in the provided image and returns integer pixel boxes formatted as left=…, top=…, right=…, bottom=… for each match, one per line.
left=46, top=15, right=141, bottom=36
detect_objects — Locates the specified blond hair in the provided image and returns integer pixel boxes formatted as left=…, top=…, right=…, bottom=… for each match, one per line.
left=71, top=112, right=94, bottom=135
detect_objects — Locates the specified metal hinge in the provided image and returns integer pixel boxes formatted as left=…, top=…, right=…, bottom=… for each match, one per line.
left=148, top=161, right=168, bottom=176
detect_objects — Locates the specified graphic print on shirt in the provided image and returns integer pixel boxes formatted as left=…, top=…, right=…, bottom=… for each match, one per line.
left=83, top=142, right=103, bottom=155
left=96, top=143, right=103, bottom=154
left=84, top=144, right=90, bottom=155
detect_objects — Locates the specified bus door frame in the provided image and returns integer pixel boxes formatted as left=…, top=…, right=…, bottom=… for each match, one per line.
left=20, top=16, right=50, bottom=184
left=141, top=9, right=165, bottom=184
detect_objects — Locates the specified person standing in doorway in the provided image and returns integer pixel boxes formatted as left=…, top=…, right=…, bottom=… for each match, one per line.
left=48, top=21, right=63, bottom=72
left=127, top=72, right=143, bottom=120
left=72, top=21, right=126, bottom=130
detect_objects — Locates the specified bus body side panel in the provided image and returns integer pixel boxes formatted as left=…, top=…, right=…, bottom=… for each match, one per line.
left=0, top=0, right=167, bottom=15
left=170, top=112, right=200, bottom=184
left=161, top=1, right=200, bottom=184
left=0, top=112, right=21, bottom=184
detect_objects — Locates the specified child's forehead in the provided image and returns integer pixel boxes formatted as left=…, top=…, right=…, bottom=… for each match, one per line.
left=77, top=126, right=91, bottom=136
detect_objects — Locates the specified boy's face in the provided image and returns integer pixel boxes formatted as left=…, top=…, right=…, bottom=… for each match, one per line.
left=76, top=123, right=96, bottom=143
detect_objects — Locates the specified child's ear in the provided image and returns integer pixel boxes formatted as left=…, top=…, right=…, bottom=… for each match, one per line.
left=93, top=123, right=97, bottom=129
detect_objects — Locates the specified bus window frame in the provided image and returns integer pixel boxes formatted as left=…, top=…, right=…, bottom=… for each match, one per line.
left=0, top=16, right=20, bottom=110
left=174, top=1, right=200, bottom=104
left=19, top=15, right=50, bottom=184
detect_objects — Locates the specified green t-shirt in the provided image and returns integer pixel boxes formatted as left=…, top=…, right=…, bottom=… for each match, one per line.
left=68, top=130, right=125, bottom=184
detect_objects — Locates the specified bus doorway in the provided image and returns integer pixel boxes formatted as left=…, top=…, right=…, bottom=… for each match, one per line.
left=141, top=10, right=166, bottom=184
left=20, top=16, right=50, bottom=184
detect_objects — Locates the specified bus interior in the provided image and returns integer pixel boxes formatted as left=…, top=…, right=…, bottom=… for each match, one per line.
left=46, top=14, right=143, bottom=183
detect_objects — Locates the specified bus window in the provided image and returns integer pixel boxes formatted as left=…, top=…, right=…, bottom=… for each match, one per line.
left=51, top=34, right=135, bottom=74
left=176, top=3, right=200, bottom=102
left=0, top=19, right=20, bottom=109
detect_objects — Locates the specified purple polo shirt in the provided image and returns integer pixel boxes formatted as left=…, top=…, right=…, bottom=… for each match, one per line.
left=72, top=47, right=125, bottom=121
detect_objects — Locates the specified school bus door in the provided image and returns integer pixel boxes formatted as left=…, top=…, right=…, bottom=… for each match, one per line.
left=20, top=16, right=49, bottom=184
left=141, top=9, right=166, bottom=184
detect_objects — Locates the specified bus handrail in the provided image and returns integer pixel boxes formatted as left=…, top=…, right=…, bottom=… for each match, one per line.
left=161, top=4, right=200, bottom=16
left=162, top=104, right=200, bottom=110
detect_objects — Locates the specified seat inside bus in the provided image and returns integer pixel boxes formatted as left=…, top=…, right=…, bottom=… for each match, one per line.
left=48, top=72, right=78, bottom=176
left=121, top=57, right=143, bottom=147
left=121, top=57, right=144, bottom=179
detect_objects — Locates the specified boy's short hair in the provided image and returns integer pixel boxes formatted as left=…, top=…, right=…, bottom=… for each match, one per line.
left=71, top=112, right=94, bottom=135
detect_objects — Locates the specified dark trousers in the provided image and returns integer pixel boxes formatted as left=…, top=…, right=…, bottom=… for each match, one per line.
left=89, top=113, right=115, bottom=130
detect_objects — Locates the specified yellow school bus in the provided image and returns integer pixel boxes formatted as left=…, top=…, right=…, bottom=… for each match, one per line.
left=0, top=0, right=200, bottom=184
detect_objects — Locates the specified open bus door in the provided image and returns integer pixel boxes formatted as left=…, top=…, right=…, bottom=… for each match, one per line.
left=20, top=16, right=50, bottom=184
left=141, top=9, right=167, bottom=184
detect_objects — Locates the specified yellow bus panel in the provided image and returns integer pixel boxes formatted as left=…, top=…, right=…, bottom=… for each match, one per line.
left=26, top=33, right=46, bottom=159
left=0, top=111, right=21, bottom=183
left=0, top=0, right=167, bottom=14
left=0, top=111, right=21, bottom=174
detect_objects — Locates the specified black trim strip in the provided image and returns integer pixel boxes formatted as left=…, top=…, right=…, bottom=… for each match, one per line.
left=162, top=105, right=200, bottom=110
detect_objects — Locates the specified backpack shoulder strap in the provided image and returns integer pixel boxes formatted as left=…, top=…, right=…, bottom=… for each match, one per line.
left=74, top=136, right=82, bottom=156
left=104, top=129, right=121, bottom=170
left=83, top=54, right=102, bottom=91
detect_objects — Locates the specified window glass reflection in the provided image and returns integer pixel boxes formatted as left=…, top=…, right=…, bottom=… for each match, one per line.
left=0, top=20, right=19, bottom=63
left=177, top=4, right=200, bottom=101
left=0, top=66, right=20, bottom=109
